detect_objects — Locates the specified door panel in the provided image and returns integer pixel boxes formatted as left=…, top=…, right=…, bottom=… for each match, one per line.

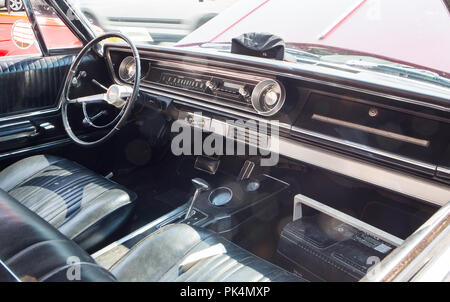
left=0, top=54, right=73, bottom=117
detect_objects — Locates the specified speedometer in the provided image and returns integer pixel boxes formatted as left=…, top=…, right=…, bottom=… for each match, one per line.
left=118, top=56, right=137, bottom=82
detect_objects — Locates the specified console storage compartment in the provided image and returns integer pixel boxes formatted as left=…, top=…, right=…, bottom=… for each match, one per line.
left=276, top=194, right=404, bottom=282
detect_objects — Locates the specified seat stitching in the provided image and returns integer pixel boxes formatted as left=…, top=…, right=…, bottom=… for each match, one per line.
left=155, top=233, right=215, bottom=282
left=9, top=166, right=78, bottom=204
left=108, top=225, right=173, bottom=271
left=181, top=254, right=229, bottom=282
left=207, top=257, right=240, bottom=281
left=12, top=167, right=89, bottom=206
left=215, top=255, right=255, bottom=281
left=7, top=158, right=68, bottom=192
left=65, top=197, right=132, bottom=239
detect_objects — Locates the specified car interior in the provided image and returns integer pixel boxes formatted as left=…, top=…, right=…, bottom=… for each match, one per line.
left=0, top=2, right=449, bottom=283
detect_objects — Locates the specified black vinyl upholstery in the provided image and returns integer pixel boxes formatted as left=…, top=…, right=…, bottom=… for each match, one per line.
left=0, top=155, right=135, bottom=250
left=0, top=156, right=303, bottom=282
left=111, top=224, right=304, bottom=282
left=0, top=55, right=73, bottom=115
left=0, top=189, right=115, bottom=282
left=0, top=192, right=303, bottom=282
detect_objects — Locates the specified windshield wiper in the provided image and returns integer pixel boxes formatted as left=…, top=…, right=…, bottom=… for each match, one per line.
left=345, top=60, right=450, bottom=88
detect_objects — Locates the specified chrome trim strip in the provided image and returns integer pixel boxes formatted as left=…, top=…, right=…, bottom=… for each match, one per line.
left=311, top=114, right=430, bottom=147
left=294, top=194, right=404, bottom=246
left=0, top=260, right=21, bottom=282
left=149, top=60, right=268, bottom=83
left=437, top=166, right=450, bottom=180
left=361, top=201, right=450, bottom=282
left=0, top=130, right=37, bottom=143
left=145, top=83, right=258, bottom=115
left=410, top=227, right=450, bottom=282
left=437, top=166, right=450, bottom=176
left=0, top=108, right=60, bottom=123
left=0, top=138, right=72, bottom=160
left=0, top=120, right=30, bottom=129
left=291, top=126, right=436, bottom=171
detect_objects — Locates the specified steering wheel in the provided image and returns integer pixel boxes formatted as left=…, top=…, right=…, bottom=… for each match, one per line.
left=60, top=33, right=141, bottom=146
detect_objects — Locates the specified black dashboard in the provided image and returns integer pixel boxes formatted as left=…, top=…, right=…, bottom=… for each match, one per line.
left=105, top=45, right=450, bottom=196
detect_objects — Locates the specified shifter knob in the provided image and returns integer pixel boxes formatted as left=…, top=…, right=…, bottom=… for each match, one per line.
left=185, top=178, right=210, bottom=220
left=192, top=178, right=210, bottom=191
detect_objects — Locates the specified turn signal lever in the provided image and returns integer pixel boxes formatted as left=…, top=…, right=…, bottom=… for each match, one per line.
left=185, top=178, right=210, bottom=220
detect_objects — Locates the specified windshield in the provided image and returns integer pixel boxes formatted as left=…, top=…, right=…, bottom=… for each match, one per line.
left=67, top=0, right=450, bottom=86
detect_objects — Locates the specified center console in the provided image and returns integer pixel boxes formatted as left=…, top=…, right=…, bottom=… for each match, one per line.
left=92, top=166, right=290, bottom=264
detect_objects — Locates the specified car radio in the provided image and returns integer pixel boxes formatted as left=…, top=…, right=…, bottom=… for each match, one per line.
left=148, top=69, right=254, bottom=103
left=140, top=60, right=287, bottom=116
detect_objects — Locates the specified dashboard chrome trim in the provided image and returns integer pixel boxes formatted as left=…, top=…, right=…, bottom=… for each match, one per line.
left=122, top=46, right=449, bottom=111
left=311, top=114, right=431, bottom=147
left=106, top=46, right=450, bottom=112
left=140, top=86, right=449, bottom=205
left=290, top=126, right=437, bottom=172
left=139, top=84, right=438, bottom=173
left=180, top=113, right=449, bottom=206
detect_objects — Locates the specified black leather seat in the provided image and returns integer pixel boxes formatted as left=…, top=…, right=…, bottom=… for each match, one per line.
left=0, top=155, right=135, bottom=250
left=110, top=224, right=304, bottom=282
left=0, top=190, right=115, bottom=282
left=0, top=189, right=303, bottom=282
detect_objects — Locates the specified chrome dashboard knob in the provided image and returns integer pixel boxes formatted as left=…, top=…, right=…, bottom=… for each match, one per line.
left=251, top=79, right=285, bottom=116
left=264, top=89, right=279, bottom=106
left=239, top=86, right=250, bottom=98
left=205, top=80, right=218, bottom=91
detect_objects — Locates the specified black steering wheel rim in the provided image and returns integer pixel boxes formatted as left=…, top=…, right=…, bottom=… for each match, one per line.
left=60, top=33, right=141, bottom=147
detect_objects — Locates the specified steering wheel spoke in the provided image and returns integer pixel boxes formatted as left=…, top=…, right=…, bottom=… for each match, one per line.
left=69, top=93, right=107, bottom=104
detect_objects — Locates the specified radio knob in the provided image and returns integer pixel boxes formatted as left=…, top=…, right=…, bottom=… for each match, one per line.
left=205, top=80, right=218, bottom=91
left=239, top=86, right=250, bottom=98
left=264, top=89, right=279, bottom=107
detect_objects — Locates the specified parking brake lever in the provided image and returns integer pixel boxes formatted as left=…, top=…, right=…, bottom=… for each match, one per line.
left=185, top=178, right=210, bottom=220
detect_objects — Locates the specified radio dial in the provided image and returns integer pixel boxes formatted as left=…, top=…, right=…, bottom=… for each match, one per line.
left=239, top=86, right=250, bottom=99
left=205, top=80, right=218, bottom=91
left=264, top=90, right=279, bottom=106
left=251, top=79, right=285, bottom=116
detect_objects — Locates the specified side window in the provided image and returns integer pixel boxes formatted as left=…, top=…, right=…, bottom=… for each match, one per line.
left=0, top=0, right=82, bottom=59
left=0, top=1, right=41, bottom=57
left=30, top=0, right=82, bottom=50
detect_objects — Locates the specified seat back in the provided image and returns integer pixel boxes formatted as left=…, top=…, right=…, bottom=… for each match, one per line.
left=0, top=189, right=115, bottom=282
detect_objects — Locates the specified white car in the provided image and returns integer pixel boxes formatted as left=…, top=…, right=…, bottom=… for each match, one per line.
left=0, top=0, right=24, bottom=11
left=71, top=0, right=237, bottom=44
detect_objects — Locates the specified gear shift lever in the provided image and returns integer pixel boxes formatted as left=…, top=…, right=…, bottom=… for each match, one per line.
left=185, top=178, right=210, bottom=220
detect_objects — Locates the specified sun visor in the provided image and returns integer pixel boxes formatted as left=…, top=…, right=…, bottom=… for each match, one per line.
left=231, top=32, right=285, bottom=61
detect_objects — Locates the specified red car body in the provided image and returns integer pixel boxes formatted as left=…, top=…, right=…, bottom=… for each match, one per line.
left=177, top=0, right=450, bottom=77
left=0, top=12, right=81, bottom=57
